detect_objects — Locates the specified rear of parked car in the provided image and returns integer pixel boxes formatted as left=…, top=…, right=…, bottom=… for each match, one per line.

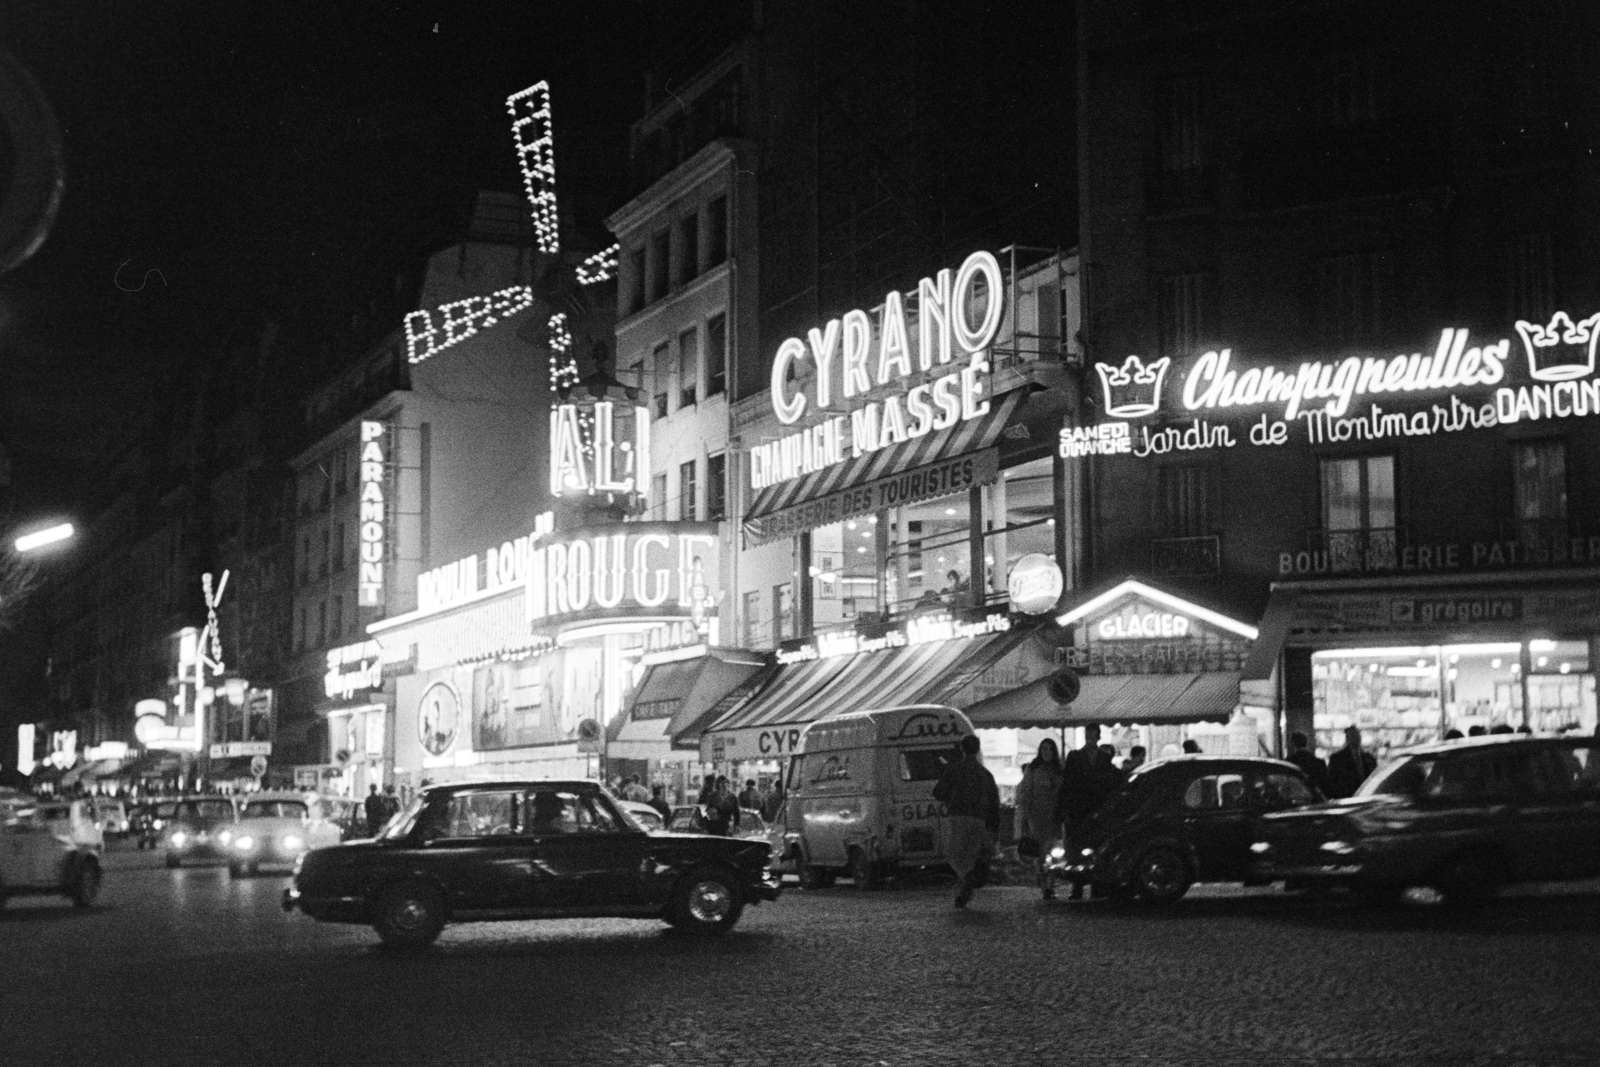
left=1251, top=736, right=1600, bottom=903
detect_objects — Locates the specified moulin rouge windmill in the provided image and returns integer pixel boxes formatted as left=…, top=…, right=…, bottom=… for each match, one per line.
left=399, top=81, right=647, bottom=519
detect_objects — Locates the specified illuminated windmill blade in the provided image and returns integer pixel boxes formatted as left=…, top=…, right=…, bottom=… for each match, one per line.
left=507, top=81, right=559, bottom=255
left=576, top=244, right=619, bottom=286
left=548, top=312, right=579, bottom=394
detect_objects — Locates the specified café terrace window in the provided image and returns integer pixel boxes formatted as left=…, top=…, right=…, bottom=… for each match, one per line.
left=978, top=457, right=1058, bottom=609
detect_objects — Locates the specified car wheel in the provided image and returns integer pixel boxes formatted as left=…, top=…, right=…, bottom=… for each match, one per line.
left=1131, top=847, right=1192, bottom=902
left=1433, top=850, right=1503, bottom=906
left=799, top=865, right=833, bottom=890
left=165, top=852, right=180, bottom=869
left=372, top=883, right=446, bottom=948
left=848, top=847, right=882, bottom=890
left=669, top=867, right=744, bottom=935
left=71, top=861, right=101, bottom=908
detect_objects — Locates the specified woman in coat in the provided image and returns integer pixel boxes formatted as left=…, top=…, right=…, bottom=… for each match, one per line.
left=1015, top=738, right=1065, bottom=899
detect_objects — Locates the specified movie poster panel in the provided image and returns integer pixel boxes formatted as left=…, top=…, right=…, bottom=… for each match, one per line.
left=471, top=647, right=602, bottom=751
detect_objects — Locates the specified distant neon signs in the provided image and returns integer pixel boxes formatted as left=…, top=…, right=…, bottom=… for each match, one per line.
left=525, top=524, right=717, bottom=625
left=775, top=612, right=1012, bottom=664
left=550, top=402, right=651, bottom=498
left=751, top=251, right=1004, bottom=491
left=358, top=421, right=386, bottom=607
left=325, top=640, right=382, bottom=700
left=506, top=81, right=559, bottom=254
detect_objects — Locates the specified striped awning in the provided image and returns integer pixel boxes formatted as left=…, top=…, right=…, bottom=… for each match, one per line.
left=699, top=626, right=1025, bottom=761
left=965, top=671, right=1243, bottom=728
left=743, top=389, right=1025, bottom=545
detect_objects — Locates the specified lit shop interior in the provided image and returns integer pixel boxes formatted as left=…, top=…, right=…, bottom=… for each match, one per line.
left=1311, top=640, right=1596, bottom=754
left=807, top=456, right=1057, bottom=623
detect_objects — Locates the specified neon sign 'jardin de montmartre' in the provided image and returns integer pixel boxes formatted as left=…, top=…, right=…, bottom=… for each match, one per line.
left=1061, top=311, right=1600, bottom=459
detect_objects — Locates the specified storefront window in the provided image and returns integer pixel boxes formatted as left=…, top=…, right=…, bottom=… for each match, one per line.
left=1312, top=640, right=1598, bottom=757
left=812, top=517, right=886, bottom=626
left=884, top=501, right=972, bottom=616
left=980, top=456, right=1057, bottom=607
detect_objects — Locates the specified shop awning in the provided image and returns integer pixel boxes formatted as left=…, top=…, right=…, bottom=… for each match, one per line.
left=966, top=671, right=1242, bottom=728
left=1242, top=586, right=1299, bottom=681
left=699, top=626, right=1025, bottom=761
left=60, top=759, right=124, bottom=786
left=742, top=389, right=1025, bottom=545
left=612, top=649, right=772, bottom=760
left=120, top=751, right=185, bottom=779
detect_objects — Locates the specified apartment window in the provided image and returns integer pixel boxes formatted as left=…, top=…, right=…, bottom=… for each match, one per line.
left=774, top=583, right=794, bottom=642
left=678, top=327, right=699, bottom=408
left=1512, top=440, right=1567, bottom=526
left=651, top=473, right=668, bottom=519
left=679, top=213, right=699, bottom=283
left=706, top=196, right=728, bottom=267
left=294, top=605, right=305, bottom=652
left=334, top=450, right=349, bottom=496
left=628, top=247, right=646, bottom=313
left=1158, top=76, right=1205, bottom=173
left=319, top=529, right=330, bottom=578
left=629, top=360, right=645, bottom=398
left=649, top=230, right=670, bottom=300
left=1321, top=455, right=1395, bottom=532
left=1511, top=233, right=1556, bottom=324
left=1157, top=272, right=1212, bottom=360
left=317, top=600, right=327, bottom=648
left=1158, top=466, right=1210, bottom=538
left=331, top=596, right=343, bottom=637
left=1316, top=251, right=1392, bottom=346
left=651, top=341, right=670, bottom=417
left=706, top=313, right=727, bottom=397
left=742, top=589, right=764, bottom=648
left=679, top=459, right=697, bottom=521
left=334, top=523, right=346, bottom=571
left=707, top=453, right=727, bottom=521
left=299, top=536, right=311, bottom=586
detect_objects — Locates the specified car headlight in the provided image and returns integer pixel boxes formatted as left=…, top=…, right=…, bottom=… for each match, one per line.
left=1048, top=845, right=1066, bottom=860
left=1080, top=847, right=1094, bottom=858
left=282, top=834, right=304, bottom=852
left=1250, top=841, right=1271, bottom=854
left=170, top=831, right=188, bottom=847
left=1319, top=840, right=1356, bottom=856
left=218, top=829, right=233, bottom=845
left=234, top=835, right=256, bottom=851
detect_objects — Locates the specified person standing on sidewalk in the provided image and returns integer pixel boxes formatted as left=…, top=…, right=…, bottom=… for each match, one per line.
left=1326, top=726, right=1377, bottom=798
left=1015, top=738, right=1065, bottom=900
left=932, top=734, right=1000, bottom=909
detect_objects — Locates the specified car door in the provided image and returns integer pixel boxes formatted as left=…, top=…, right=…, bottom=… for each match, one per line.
left=410, top=789, right=529, bottom=912
left=1509, top=744, right=1596, bottom=881
left=516, top=788, right=651, bottom=911
left=1566, top=740, right=1600, bottom=877
left=1179, top=772, right=1255, bottom=880
left=4, top=812, right=48, bottom=888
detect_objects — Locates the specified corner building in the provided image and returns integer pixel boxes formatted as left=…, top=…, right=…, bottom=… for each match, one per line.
left=1077, top=0, right=1600, bottom=758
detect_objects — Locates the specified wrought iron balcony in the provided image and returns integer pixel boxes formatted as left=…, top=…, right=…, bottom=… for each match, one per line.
left=1304, top=527, right=1404, bottom=575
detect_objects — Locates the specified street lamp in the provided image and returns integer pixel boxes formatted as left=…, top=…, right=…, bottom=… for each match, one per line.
left=14, top=521, right=73, bottom=553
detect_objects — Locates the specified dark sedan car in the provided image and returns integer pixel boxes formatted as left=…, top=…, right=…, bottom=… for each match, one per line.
left=1250, top=735, right=1600, bottom=904
left=283, top=780, right=781, bottom=947
left=1048, top=755, right=1319, bottom=902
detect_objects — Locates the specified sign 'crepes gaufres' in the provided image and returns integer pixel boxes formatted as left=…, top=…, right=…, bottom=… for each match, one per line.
left=751, top=251, right=1005, bottom=492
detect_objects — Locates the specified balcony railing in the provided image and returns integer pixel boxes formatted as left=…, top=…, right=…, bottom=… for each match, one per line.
left=1304, top=526, right=1404, bottom=575
left=1150, top=535, right=1221, bottom=579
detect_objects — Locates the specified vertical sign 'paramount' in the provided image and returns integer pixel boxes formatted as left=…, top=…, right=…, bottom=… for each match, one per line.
left=358, top=421, right=386, bottom=607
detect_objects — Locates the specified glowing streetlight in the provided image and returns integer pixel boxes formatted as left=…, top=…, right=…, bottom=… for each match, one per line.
left=14, top=522, right=73, bottom=553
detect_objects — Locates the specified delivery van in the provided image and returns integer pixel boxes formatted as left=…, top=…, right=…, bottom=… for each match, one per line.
left=771, top=704, right=972, bottom=890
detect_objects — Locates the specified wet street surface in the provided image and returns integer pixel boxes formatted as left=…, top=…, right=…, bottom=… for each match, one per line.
left=5, top=846, right=1600, bottom=1067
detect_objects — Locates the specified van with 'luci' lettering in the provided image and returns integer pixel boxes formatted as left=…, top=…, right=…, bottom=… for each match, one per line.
left=771, top=705, right=973, bottom=890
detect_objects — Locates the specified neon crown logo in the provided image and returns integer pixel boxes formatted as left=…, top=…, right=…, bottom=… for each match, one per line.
left=1514, top=310, right=1600, bottom=383
left=1095, top=355, right=1171, bottom=418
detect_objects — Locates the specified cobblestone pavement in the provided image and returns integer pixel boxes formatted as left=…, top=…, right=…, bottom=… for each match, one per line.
left=3, top=846, right=1599, bottom=1067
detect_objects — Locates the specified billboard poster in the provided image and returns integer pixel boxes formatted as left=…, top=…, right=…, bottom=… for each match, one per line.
left=471, top=647, right=600, bottom=751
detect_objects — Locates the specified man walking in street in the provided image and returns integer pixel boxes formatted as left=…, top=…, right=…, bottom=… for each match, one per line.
left=648, top=784, right=672, bottom=821
left=1055, top=725, right=1123, bottom=899
left=1284, top=732, right=1329, bottom=796
left=364, top=784, right=387, bottom=836
left=738, top=778, right=761, bottom=812
left=702, top=775, right=741, bottom=836
left=1326, top=726, right=1377, bottom=798
left=932, top=734, right=1000, bottom=909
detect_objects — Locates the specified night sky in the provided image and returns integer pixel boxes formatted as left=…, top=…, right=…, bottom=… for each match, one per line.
left=0, top=0, right=686, bottom=512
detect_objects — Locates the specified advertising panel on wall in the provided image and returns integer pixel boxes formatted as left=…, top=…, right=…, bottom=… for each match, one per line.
left=469, top=646, right=599, bottom=751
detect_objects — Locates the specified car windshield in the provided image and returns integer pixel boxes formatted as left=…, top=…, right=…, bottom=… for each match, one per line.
left=1359, top=755, right=1432, bottom=797
left=241, top=801, right=307, bottom=820
left=378, top=794, right=427, bottom=840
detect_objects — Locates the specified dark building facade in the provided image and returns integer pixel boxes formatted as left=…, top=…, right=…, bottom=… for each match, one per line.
left=1077, top=0, right=1600, bottom=756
